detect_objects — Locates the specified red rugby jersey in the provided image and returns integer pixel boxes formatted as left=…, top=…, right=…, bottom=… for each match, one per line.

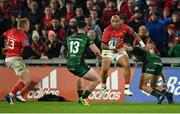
left=102, top=24, right=134, bottom=48
left=3, top=28, right=30, bottom=57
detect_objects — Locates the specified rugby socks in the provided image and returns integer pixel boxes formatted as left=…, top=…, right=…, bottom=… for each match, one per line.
left=156, top=89, right=170, bottom=97
left=102, top=74, right=108, bottom=84
left=82, top=90, right=91, bottom=99
left=102, top=80, right=106, bottom=84
left=125, top=82, right=130, bottom=89
left=151, top=90, right=162, bottom=98
left=162, top=89, right=169, bottom=96
left=77, top=90, right=84, bottom=98
left=11, top=80, right=25, bottom=95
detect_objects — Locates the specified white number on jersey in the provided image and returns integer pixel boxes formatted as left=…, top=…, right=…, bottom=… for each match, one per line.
left=8, top=39, right=15, bottom=49
left=108, top=38, right=117, bottom=49
left=70, top=41, right=80, bottom=54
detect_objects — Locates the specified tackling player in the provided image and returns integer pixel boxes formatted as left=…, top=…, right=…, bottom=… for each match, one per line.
left=125, top=46, right=173, bottom=104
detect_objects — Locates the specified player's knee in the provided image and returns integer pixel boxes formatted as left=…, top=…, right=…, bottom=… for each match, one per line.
left=120, top=60, right=130, bottom=68
left=25, top=77, right=31, bottom=84
left=123, top=63, right=130, bottom=69
left=95, top=76, right=101, bottom=84
left=151, top=85, right=157, bottom=90
left=21, top=76, right=30, bottom=84
left=21, top=70, right=30, bottom=84
left=96, top=79, right=101, bottom=84
left=20, top=71, right=28, bottom=77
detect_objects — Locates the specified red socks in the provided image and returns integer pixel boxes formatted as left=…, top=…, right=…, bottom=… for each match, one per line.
left=102, top=80, right=106, bottom=84
left=11, top=80, right=25, bottom=95
left=125, top=81, right=130, bottom=85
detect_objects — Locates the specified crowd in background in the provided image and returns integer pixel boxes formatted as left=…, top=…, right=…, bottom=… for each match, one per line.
left=0, top=0, right=180, bottom=59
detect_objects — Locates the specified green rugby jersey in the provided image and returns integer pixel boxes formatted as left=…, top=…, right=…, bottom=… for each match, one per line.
left=132, top=47, right=161, bottom=64
left=169, top=43, right=180, bottom=67
left=65, top=33, right=94, bottom=66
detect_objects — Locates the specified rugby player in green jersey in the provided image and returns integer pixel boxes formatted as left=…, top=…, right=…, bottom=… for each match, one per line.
left=60, top=21, right=102, bottom=105
left=125, top=46, right=173, bottom=104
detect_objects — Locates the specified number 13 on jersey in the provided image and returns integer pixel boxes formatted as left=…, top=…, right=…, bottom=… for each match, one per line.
left=69, top=41, right=80, bottom=54
left=8, top=39, right=15, bottom=49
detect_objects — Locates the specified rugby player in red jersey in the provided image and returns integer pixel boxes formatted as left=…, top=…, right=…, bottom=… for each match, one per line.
left=1, top=18, right=39, bottom=104
left=101, top=15, right=145, bottom=96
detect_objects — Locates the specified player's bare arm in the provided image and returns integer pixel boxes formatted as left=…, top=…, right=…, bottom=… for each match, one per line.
left=133, top=32, right=145, bottom=48
left=90, top=43, right=102, bottom=60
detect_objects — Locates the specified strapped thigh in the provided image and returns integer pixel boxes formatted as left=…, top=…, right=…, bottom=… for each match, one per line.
left=5, top=57, right=27, bottom=76
left=115, top=51, right=128, bottom=61
left=102, top=50, right=115, bottom=62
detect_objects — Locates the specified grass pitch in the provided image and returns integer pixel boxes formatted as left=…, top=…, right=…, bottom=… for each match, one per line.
left=0, top=101, right=180, bottom=113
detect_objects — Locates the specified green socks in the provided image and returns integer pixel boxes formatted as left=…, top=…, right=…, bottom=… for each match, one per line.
left=162, top=89, right=169, bottom=96
left=82, top=90, right=91, bottom=99
left=151, top=90, right=162, bottom=98
left=77, top=90, right=84, bottom=98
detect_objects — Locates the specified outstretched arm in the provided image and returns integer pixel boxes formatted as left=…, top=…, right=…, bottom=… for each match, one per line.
left=133, top=32, right=145, bottom=48
left=89, top=44, right=102, bottom=60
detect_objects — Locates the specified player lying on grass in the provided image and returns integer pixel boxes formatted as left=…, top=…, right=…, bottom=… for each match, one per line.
left=125, top=46, right=173, bottom=104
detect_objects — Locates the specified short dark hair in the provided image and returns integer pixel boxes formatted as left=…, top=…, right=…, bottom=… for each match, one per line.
left=77, top=21, right=86, bottom=29
left=66, top=0, right=73, bottom=4
left=109, top=0, right=116, bottom=3
left=85, top=15, right=91, bottom=19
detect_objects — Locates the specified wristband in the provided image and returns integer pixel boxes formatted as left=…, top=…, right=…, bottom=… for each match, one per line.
left=139, top=40, right=145, bottom=47
left=149, top=49, right=153, bottom=53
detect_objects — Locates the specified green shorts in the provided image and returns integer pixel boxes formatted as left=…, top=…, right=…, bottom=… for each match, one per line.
left=142, top=62, right=163, bottom=76
left=67, top=63, right=91, bottom=77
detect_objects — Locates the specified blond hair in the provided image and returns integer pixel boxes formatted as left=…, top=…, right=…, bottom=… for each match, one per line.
left=17, top=18, right=29, bottom=29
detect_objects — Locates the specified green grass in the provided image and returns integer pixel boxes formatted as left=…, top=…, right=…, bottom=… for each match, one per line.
left=0, top=101, right=180, bottom=113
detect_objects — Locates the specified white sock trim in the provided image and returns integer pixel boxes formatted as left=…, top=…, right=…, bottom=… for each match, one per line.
left=125, top=84, right=130, bottom=89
